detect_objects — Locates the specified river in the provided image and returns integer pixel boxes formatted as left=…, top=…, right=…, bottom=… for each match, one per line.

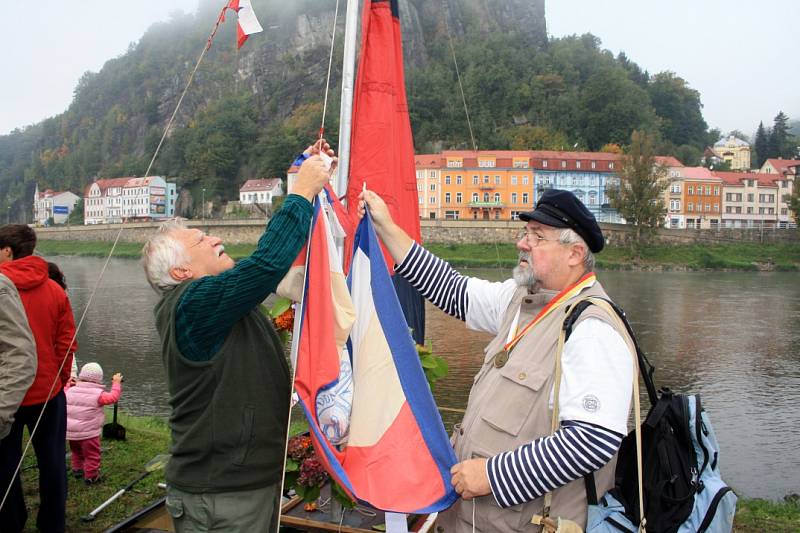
left=53, top=255, right=799, bottom=500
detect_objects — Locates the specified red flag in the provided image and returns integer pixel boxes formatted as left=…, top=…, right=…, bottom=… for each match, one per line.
left=345, top=0, right=421, bottom=268
left=225, top=0, right=263, bottom=49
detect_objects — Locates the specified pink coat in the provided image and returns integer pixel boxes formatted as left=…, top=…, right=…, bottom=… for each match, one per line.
left=66, top=381, right=122, bottom=440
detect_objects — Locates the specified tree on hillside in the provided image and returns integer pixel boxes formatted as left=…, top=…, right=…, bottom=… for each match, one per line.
left=67, top=199, right=84, bottom=225
left=768, top=111, right=792, bottom=159
left=787, top=172, right=800, bottom=230
left=647, top=72, right=708, bottom=148
left=754, top=121, right=769, bottom=168
left=607, top=130, right=668, bottom=246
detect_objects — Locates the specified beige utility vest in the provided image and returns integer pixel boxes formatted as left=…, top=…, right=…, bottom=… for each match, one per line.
left=437, top=281, right=636, bottom=532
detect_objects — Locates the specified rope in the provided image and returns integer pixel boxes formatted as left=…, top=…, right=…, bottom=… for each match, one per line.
left=441, top=0, right=477, bottom=152
left=319, top=0, right=342, bottom=139
left=0, top=2, right=236, bottom=511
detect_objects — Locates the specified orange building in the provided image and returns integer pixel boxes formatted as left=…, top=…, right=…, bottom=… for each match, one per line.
left=681, top=167, right=723, bottom=229
left=417, top=150, right=534, bottom=220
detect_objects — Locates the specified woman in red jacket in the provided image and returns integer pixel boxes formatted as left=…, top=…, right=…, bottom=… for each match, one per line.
left=0, top=224, right=76, bottom=533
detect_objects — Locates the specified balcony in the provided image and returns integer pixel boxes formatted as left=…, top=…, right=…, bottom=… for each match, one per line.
left=478, top=183, right=495, bottom=190
left=468, top=201, right=505, bottom=208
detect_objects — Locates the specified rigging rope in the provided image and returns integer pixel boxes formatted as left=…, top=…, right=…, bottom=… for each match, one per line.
left=319, top=0, right=342, bottom=140
left=442, top=0, right=477, bottom=152
left=0, top=3, right=238, bottom=512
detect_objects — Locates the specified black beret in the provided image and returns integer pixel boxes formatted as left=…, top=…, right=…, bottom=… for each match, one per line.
left=519, top=189, right=604, bottom=253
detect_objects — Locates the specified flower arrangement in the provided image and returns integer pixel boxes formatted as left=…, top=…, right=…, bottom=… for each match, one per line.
left=285, top=434, right=355, bottom=511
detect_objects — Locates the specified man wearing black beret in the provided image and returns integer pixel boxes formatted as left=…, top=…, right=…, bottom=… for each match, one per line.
left=359, top=188, right=634, bottom=531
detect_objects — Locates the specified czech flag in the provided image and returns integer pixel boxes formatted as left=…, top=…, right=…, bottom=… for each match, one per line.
left=289, top=201, right=458, bottom=513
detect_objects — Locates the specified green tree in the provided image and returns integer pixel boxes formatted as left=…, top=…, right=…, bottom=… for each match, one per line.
left=647, top=72, right=708, bottom=148
left=768, top=111, right=792, bottom=159
left=67, top=199, right=84, bottom=225
left=606, top=130, right=668, bottom=247
left=754, top=121, right=769, bottom=168
left=675, top=144, right=701, bottom=166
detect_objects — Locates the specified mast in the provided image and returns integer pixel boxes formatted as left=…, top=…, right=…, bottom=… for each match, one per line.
left=333, top=0, right=360, bottom=200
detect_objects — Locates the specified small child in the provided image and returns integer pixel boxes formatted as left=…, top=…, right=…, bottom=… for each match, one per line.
left=65, top=363, right=123, bottom=484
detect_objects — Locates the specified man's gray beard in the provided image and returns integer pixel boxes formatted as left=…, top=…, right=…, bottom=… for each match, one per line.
left=513, top=253, right=537, bottom=288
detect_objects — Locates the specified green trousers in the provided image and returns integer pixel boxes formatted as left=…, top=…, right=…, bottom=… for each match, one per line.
left=165, top=482, right=280, bottom=532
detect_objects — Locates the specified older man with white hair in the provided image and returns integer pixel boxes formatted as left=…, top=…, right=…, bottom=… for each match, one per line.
left=141, top=141, right=334, bottom=532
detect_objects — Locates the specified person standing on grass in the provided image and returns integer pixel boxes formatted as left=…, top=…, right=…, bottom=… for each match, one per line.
left=65, top=363, right=123, bottom=484
left=0, top=224, right=77, bottom=533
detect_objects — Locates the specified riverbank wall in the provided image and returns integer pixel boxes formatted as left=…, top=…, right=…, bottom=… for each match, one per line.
left=35, top=219, right=800, bottom=246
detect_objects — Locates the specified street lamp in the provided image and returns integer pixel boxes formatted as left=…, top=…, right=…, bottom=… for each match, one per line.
left=201, top=188, right=206, bottom=223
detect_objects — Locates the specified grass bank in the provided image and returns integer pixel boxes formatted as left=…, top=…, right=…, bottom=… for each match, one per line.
left=37, top=239, right=800, bottom=271
left=16, top=412, right=799, bottom=531
left=426, top=242, right=800, bottom=271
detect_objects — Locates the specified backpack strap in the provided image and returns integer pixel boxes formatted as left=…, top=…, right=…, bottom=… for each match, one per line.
left=561, top=297, right=649, bottom=533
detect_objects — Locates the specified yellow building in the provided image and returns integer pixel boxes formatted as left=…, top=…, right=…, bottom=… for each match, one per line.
left=709, top=136, right=751, bottom=170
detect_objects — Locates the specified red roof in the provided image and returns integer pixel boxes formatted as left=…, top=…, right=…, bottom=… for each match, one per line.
left=414, top=154, right=445, bottom=168
left=655, top=156, right=684, bottom=167
left=764, top=159, right=800, bottom=175
left=84, top=177, right=133, bottom=196
left=240, top=178, right=281, bottom=192
left=712, top=171, right=779, bottom=188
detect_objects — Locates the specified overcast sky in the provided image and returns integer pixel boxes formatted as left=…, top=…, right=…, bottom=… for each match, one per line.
left=1, top=0, right=798, bottom=137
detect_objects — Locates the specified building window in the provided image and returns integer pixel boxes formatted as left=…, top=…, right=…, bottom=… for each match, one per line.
left=714, top=186, right=719, bottom=195
left=511, top=175, right=518, bottom=185
left=483, top=175, right=490, bottom=184
left=671, top=184, right=681, bottom=193
left=483, top=192, right=490, bottom=202
left=705, top=186, right=711, bottom=195
left=456, top=192, right=463, bottom=203
left=419, top=196, right=423, bottom=204
left=561, top=161, right=567, bottom=168
left=430, top=197, right=436, bottom=204
left=447, top=160, right=462, bottom=168
left=513, top=160, right=529, bottom=168
left=591, top=161, right=596, bottom=169
left=478, top=159, right=496, bottom=168
left=543, top=160, right=548, bottom=168
left=472, top=192, right=479, bottom=202
left=494, top=193, right=501, bottom=202
left=430, top=212, right=436, bottom=219
left=472, top=176, right=479, bottom=185
left=609, top=162, right=615, bottom=169
left=511, top=193, right=518, bottom=203
left=705, top=203, right=711, bottom=211
left=495, top=175, right=501, bottom=185
left=445, top=176, right=451, bottom=185
left=445, top=193, right=451, bottom=203
left=522, top=193, right=529, bottom=204
left=430, top=184, right=436, bottom=191
left=445, top=210, right=459, bottom=220
left=457, top=176, right=463, bottom=185
left=522, top=176, right=529, bottom=185
left=430, top=171, right=436, bottom=178
left=688, top=203, right=693, bottom=212
left=747, top=193, right=754, bottom=202
left=688, top=186, right=694, bottom=195
left=576, top=161, right=581, bottom=169
left=417, top=184, right=423, bottom=192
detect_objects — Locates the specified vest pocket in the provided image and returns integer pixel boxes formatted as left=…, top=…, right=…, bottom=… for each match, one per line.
left=480, top=363, right=549, bottom=437
left=233, top=405, right=256, bottom=466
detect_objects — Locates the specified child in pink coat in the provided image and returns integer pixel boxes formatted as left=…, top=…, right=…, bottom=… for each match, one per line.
left=65, top=363, right=123, bottom=484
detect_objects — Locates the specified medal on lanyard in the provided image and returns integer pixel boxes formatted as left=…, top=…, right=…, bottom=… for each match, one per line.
left=493, top=273, right=596, bottom=369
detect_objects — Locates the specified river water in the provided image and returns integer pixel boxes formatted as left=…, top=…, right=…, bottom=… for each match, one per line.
left=53, top=256, right=799, bottom=500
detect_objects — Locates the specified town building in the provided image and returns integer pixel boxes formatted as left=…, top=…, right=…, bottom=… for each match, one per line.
left=713, top=171, right=781, bottom=228
left=415, top=154, right=444, bottom=219
left=681, top=167, right=723, bottom=229
left=84, top=176, right=176, bottom=224
left=239, top=178, right=284, bottom=205
left=32, top=185, right=80, bottom=225
left=705, top=136, right=751, bottom=170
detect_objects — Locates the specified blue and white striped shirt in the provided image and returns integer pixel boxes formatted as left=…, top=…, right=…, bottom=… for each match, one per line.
left=395, top=242, right=630, bottom=508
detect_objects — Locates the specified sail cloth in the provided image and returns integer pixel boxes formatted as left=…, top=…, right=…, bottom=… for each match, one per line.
left=283, top=191, right=458, bottom=512
left=224, top=0, right=263, bottom=49
left=345, top=0, right=425, bottom=344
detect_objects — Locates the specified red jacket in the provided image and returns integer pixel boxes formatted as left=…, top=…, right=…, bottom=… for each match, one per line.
left=0, top=256, right=76, bottom=405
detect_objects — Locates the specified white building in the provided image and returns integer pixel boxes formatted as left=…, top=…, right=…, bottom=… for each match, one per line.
left=239, top=178, right=284, bottom=205
left=32, top=185, right=80, bottom=225
left=84, top=176, right=176, bottom=224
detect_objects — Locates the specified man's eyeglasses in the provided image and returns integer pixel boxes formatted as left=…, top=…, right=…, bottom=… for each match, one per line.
left=515, top=229, right=561, bottom=247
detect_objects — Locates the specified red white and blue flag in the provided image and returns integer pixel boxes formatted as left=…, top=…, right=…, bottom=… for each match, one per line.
left=286, top=194, right=457, bottom=513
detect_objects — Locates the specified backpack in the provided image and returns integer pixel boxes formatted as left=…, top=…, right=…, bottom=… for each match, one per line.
left=563, top=298, right=737, bottom=533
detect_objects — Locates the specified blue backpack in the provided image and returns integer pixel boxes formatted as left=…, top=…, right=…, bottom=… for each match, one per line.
left=565, top=300, right=737, bottom=533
